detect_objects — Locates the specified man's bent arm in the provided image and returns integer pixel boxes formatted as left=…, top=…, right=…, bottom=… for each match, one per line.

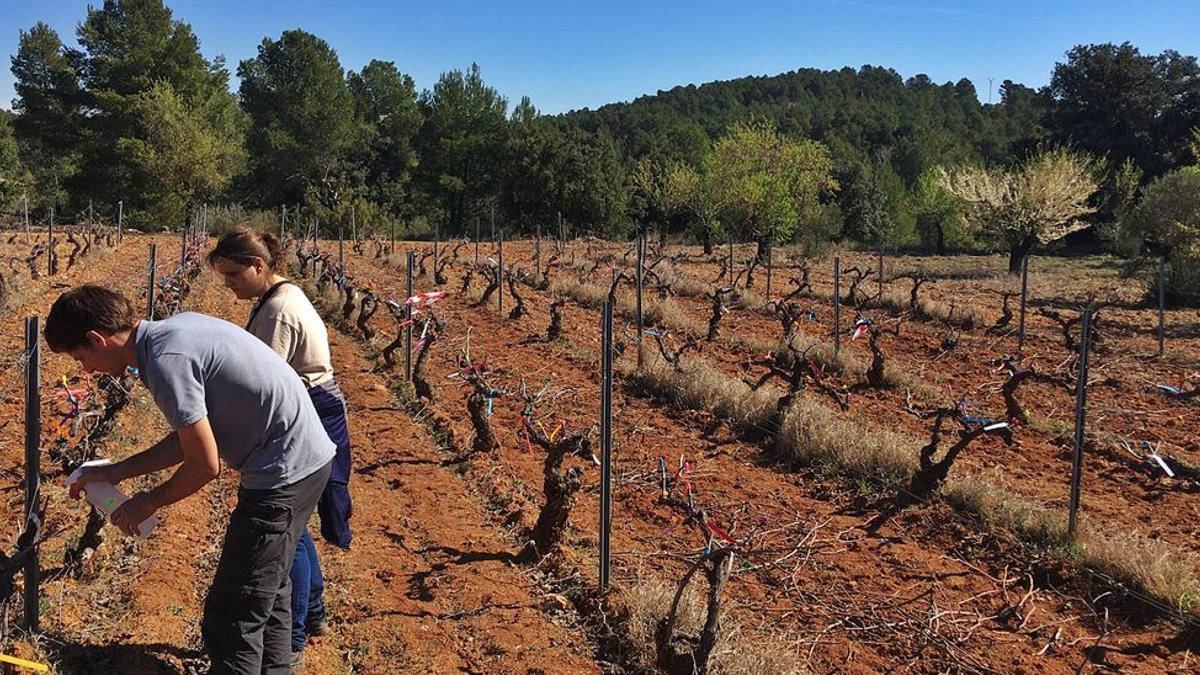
left=142, top=417, right=222, bottom=510
left=110, top=431, right=185, bottom=482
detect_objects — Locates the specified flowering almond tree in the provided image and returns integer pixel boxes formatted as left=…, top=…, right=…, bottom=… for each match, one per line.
left=939, top=148, right=1099, bottom=273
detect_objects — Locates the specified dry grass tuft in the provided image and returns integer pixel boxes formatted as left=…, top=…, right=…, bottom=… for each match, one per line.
left=821, top=288, right=987, bottom=328
left=665, top=268, right=713, bottom=298
left=765, top=335, right=864, bottom=377
left=1078, top=529, right=1200, bottom=613
left=621, top=579, right=701, bottom=669
left=913, top=295, right=985, bottom=329
left=630, top=343, right=917, bottom=485
left=644, top=297, right=707, bottom=336
left=768, top=328, right=940, bottom=396
left=551, top=277, right=620, bottom=309
left=625, top=356, right=778, bottom=432
left=729, top=287, right=767, bottom=309
left=798, top=340, right=864, bottom=377
left=318, top=283, right=344, bottom=316
left=942, top=474, right=1065, bottom=545
left=557, top=257, right=594, bottom=278
left=776, top=399, right=917, bottom=485
left=944, top=474, right=1200, bottom=615
left=4, top=634, right=61, bottom=673
left=621, top=579, right=804, bottom=675
left=554, top=277, right=710, bottom=338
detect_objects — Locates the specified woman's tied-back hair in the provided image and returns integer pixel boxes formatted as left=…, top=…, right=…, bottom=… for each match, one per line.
left=45, top=284, right=137, bottom=352
left=207, top=227, right=284, bottom=271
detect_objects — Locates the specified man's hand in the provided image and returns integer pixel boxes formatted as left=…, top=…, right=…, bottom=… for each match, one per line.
left=68, top=463, right=123, bottom=500
left=110, top=492, right=158, bottom=537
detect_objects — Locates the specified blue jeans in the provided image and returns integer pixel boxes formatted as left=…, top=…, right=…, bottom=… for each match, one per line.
left=312, top=381, right=353, bottom=549
left=290, top=529, right=325, bottom=652
left=291, top=380, right=352, bottom=653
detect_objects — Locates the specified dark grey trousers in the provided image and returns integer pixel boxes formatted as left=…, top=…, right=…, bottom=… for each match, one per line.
left=202, top=461, right=332, bottom=674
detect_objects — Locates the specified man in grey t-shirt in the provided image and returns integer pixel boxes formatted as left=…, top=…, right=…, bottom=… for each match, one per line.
left=48, top=285, right=334, bottom=674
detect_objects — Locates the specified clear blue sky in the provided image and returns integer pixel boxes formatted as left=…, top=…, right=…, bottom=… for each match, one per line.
left=2, top=0, right=1199, bottom=114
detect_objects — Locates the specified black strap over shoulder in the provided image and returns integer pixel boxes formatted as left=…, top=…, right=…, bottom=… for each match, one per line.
left=246, top=280, right=296, bottom=329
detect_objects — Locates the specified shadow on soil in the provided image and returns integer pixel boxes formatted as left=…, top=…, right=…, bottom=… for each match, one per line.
left=50, top=638, right=202, bottom=674
left=406, top=546, right=522, bottom=602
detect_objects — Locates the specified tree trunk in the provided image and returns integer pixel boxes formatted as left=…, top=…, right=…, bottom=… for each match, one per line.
left=755, top=235, right=770, bottom=265
left=1009, top=236, right=1036, bottom=275
left=935, top=225, right=946, bottom=256
left=701, top=227, right=712, bottom=255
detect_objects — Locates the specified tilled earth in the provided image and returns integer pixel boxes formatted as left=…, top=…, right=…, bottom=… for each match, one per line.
left=0, top=234, right=1194, bottom=673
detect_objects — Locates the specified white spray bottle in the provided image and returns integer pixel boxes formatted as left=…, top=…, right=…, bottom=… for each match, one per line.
left=67, top=459, right=159, bottom=538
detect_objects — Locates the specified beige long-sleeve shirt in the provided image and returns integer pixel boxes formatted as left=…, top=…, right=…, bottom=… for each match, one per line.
left=247, top=282, right=334, bottom=388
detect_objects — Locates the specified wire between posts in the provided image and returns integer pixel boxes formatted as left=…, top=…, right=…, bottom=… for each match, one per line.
left=591, top=267, right=1200, bottom=629
left=338, top=238, right=1200, bottom=629
left=623, top=344, right=1200, bottom=629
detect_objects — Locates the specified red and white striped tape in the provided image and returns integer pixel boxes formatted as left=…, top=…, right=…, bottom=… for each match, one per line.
left=406, top=290, right=446, bottom=309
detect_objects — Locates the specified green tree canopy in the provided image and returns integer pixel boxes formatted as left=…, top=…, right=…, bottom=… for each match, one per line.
left=706, top=120, right=836, bottom=258
left=839, top=161, right=894, bottom=246
left=0, top=111, right=28, bottom=211
left=1048, top=43, right=1200, bottom=180
left=118, top=81, right=244, bottom=226
left=561, top=65, right=1044, bottom=184
left=1126, top=167, right=1200, bottom=253
left=909, top=169, right=968, bottom=254
left=238, top=29, right=354, bottom=209
left=642, top=159, right=724, bottom=253
left=507, top=119, right=627, bottom=231
left=1125, top=167, right=1200, bottom=304
left=416, top=63, right=509, bottom=232
left=346, top=59, right=422, bottom=222
left=9, top=21, right=84, bottom=213
left=75, top=0, right=241, bottom=224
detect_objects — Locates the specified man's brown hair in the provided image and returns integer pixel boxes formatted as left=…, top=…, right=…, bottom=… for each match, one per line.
left=44, top=285, right=137, bottom=352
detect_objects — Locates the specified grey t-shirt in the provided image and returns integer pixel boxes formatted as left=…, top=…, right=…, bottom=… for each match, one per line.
left=134, top=312, right=335, bottom=490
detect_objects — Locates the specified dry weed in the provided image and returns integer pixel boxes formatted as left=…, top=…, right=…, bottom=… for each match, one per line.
left=776, top=400, right=917, bottom=485
left=944, top=474, right=1200, bottom=615
left=621, top=579, right=804, bottom=675
left=551, top=277, right=621, bottom=310
left=625, top=356, right=778, bottom=432
left=644, top=298, right=707, bottom=336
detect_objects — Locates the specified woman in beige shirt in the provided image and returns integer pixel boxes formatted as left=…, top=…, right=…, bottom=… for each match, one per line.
left=208, top=227, right=353, bottom=665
